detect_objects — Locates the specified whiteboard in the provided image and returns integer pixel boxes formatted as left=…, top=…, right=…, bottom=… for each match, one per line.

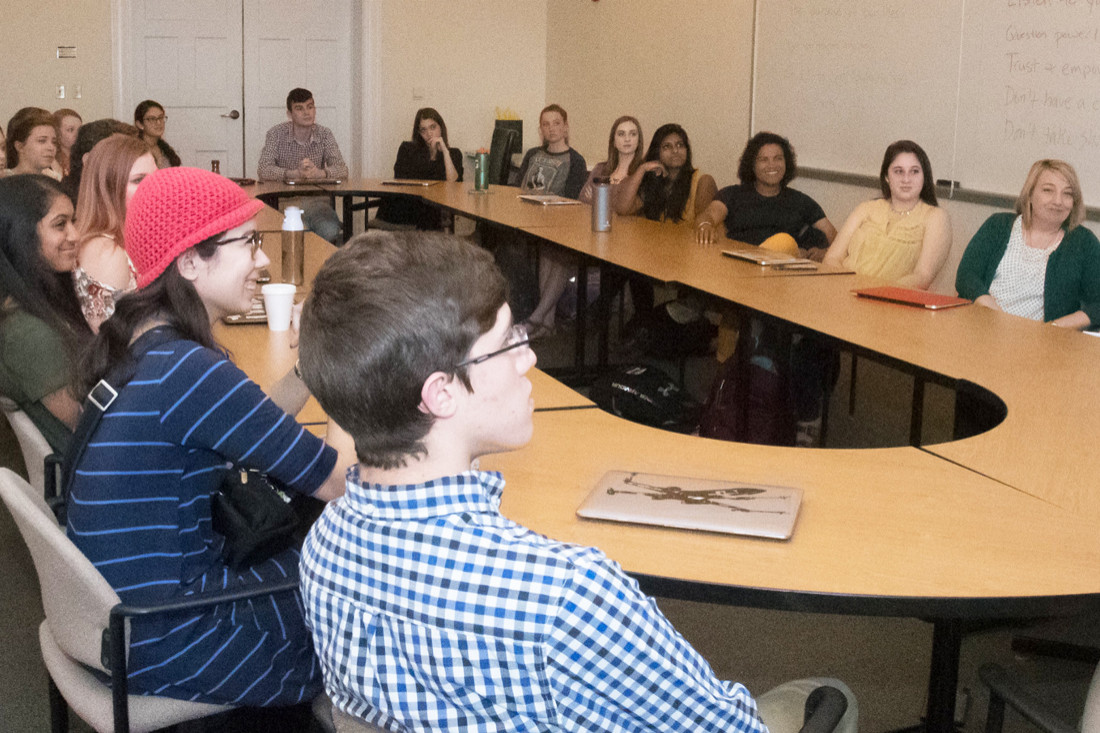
left=753, top=0, right=964, bottom=183
left=955, top=0, right=1100, bottom=204
left=752, top=0, right=1100, bottom=206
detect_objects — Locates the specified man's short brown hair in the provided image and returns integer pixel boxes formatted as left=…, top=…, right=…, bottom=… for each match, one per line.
left=300, top=231, right=507, bottom=469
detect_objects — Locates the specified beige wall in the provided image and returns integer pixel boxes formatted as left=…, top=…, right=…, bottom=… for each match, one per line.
left=3, top=0, right=1051, bottom=296
left=545, top=0, right=753, bottom=181
left=0, top=0, right=114, bottom=130
left=367, top=0, right=548, bottom=178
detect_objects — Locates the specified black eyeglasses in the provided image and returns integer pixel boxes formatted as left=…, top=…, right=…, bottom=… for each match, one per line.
left=216, top=231, right=263, bottom=258
left=455, top=324, right=530, bottom=368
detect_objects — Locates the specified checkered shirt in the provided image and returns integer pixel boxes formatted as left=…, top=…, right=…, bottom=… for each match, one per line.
left=300, top=469, right=768, bottom=733
left=257, top=121, right=349, bottom=181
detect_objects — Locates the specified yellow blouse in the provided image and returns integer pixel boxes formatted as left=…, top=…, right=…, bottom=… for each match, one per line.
left=651, top=169, right=703, bottom=226
left=843, top=198, right=935, bottom=282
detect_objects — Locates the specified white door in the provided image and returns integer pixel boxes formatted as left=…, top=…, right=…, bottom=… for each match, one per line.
left=127, top=0, right=246, bottom=176
left=242, top=0, right=353, bottom=179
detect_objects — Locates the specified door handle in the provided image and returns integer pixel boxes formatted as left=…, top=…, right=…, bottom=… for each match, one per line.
left=221, top=109, right=240, bottom=120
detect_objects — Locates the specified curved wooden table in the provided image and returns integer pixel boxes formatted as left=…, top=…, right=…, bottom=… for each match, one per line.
left=242, top=179, right=1100, bottom=732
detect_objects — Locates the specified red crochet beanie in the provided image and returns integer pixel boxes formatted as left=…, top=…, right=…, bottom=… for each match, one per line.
left=126, top=167, right=265, bottom=288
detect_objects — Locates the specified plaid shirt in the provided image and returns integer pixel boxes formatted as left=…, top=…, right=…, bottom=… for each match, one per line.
left=257, top=121, right=349, bottom=181
left=300, top=469, right=768, bottom=733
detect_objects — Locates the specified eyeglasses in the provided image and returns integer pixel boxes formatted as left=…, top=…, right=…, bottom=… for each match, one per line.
left=660, top=140, right=687, bottom=152
left=143, top=114, right=167, bottom=124
left=455, top=324, right=530, bottom=368
left=216, top=231, right=263, bottom=258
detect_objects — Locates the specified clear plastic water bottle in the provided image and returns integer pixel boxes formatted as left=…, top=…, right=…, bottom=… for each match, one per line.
left=281, top=206, right=305, bottom=286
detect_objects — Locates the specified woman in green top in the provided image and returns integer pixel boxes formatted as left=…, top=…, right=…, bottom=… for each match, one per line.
left=0, top=174, right=91, bottom=451
left=956, top=159, right=1100, bottom=329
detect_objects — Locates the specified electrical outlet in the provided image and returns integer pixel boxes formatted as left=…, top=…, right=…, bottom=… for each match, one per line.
left=56, top=85, right=65, bottom=99
left=74, top=84, right=82, bottom=99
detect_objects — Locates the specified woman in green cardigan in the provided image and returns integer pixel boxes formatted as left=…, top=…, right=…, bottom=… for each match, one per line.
left=956, top=159, right=1100, bottom=329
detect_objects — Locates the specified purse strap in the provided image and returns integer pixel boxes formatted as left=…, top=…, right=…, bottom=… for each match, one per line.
left=58, top=326, right=183, bottom=520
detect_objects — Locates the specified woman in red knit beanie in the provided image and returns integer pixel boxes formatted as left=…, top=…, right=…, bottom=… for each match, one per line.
left=68, top=167, right=354, bottom=724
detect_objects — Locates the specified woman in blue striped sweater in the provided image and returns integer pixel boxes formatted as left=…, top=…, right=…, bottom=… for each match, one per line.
left=67, top=167, right=354, bottom=723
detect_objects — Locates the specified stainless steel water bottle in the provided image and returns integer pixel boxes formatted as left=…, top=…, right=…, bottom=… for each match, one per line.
left=591, top=178, right=612, bottom=232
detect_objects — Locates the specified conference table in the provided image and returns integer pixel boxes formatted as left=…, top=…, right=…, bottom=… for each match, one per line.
left=241, top=178, right=1100, bottom=733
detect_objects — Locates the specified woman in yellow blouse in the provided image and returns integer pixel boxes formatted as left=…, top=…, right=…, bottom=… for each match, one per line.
left=823, top=140, right=952, bottom=289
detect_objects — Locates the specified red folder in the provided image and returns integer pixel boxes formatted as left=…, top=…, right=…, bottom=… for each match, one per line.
left=852, top=286, right=971, bottom=310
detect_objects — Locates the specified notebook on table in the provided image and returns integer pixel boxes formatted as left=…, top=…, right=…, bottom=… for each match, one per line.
left=852, top=286, right=971, bottom=310
left=517, top=194, right=581, bottom=206
left=381, top=179, right=441, bottom=187
left=576, top=471, right=803, bottom=540
left=283, top=178, right=343, bottom=185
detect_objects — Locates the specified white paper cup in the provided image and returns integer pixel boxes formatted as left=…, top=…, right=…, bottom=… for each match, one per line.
left=261, top=283, right=297, bottom=331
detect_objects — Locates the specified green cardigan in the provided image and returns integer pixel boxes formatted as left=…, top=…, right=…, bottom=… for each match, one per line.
left=955, top=213, right=1100, bottom=326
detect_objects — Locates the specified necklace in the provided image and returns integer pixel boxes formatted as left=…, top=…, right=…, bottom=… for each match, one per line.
left=889, top=201, right=919, bottom=216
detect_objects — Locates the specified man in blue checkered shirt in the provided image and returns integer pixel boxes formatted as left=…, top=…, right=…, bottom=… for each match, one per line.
left=298, top=231, right=857, bottom=733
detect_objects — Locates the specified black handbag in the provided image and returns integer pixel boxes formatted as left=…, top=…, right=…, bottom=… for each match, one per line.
left=211, top=467, right=300, bottom=570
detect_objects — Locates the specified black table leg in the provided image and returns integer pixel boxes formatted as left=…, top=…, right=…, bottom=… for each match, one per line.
left=926, top=618, right=963, bottom=733
left=342, top=194, right=355, bottom=241
left=909, top=375, right=926, bottom=447
left=597, top=265, right=611, bottom=369
left=574, top=257, right=588, bottom=370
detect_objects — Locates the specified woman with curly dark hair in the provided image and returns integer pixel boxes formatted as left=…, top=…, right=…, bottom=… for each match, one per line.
left=696, top=131, right=836, bottom=258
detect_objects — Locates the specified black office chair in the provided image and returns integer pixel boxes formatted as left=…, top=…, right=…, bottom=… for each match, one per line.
left=487, top=126, right=520, bottom=186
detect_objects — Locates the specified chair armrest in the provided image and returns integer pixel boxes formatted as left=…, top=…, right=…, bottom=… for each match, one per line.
left=110, top=577, right=301, bottom=620
left=798, top=685, right=849, bottom=733
left=105, top=577, right=302, bottom=731
left=978, top=663, right=1077, bottom=733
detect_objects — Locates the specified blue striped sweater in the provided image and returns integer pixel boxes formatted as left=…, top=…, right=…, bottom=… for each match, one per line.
left=67, top=338, right=336, bottom=706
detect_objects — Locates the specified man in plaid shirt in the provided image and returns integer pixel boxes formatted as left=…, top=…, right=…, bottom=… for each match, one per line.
left=257, top=87, right=348, bottom=243
left=298, top=231, right=857, bottom=733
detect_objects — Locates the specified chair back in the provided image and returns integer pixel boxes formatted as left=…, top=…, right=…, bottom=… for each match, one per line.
left=487, top=127, right=520, bottom=186
left=0, top=468, right=119, bottom=673
left=1, top=399, right=53, bottom=493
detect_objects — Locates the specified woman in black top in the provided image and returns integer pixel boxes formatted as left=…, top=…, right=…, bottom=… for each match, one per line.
left=134, top=100, right=181, bottom=169
left=376, top=107, right=463, bottom=229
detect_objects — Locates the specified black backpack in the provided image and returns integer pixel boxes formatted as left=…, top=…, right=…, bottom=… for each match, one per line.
left=590, top=364, right=699, bottom=434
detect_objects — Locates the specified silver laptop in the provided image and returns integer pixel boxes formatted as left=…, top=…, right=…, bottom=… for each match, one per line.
left=577, top=471, right=803, bottom=540
left=517, top=194, right=580, bottom=205
left=721, top=248, right=815, bottom=268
